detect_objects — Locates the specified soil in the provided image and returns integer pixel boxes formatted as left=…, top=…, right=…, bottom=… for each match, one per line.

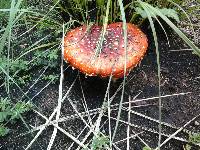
left=0, top=1, right=200, bottom=150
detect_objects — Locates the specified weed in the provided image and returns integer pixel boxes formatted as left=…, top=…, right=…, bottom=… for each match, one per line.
left=42, top=74, right=59, bottom=83
left=183, top=133, right=200, bottom=150
left=0, top=124, right=10, bottom=137
left=84, top=133, right=109, bottom=150
left=0, top=0, right=61, bottom=92
left=32, top=48, right=59, bottom=68
left=0, top=97, right=33, bottom=136
left=189, top=133, right=200, bottom=144
left=91, top=135, right=109, bottom=150
left=143, top=146, right=153, bottom=150
left=0, top=57, right=29, bottom=78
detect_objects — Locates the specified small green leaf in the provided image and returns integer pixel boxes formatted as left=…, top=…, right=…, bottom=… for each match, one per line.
left=10, top=101, right=33, bottom=120
left=143, top=146, right=152, bottom=150
left=135, top=6, right=180, bottom=22
left=159, top=8, right=180, bottom=22
left=0, top=97, right=11, bottom=111
left=90, top=134, right=109, bottom=150
left=96, top=0, right=105, bottom=7
left=47, top=49, right=58, bottom=60
left=0, top=125, right=9, bottom=136
left=135, top=7, right=148, bottom=18
left=189, top=133, right=200, bottom=144
left=185, top=144, right=192, bottom=150
left=0, top=112, right=9, bottom=122
left=43, top=74, right=58, bottom=83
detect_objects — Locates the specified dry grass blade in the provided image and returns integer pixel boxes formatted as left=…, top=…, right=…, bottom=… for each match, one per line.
left=20, top=66, right=49, bottom=100
left=30, top=79, right=55, bottom=101
left=68, top=125, right=88, bottom=149
left=91, top=75, right=112, bottom=147
left=79, top=76, right=93, bottom=127
left=107, top=115, right=194, bottom=144
left=127, top=96, right=131, bottom=150
left=31, top=92, right=190, bottom=129
left=47, top=23, right=65, bottom=150
left=121, top=107, right=183, bottom=133
left=66, top=96, right=97, bottom=134
left=25, top=108, right=57, bottom=150
left=107, top=81, right=112, bottom=148
left=76, top=118, right=109, bottom=150
left=34, top=109, right=88, bottom=149
left=69, top=115, right=98, bottom=150
left=155, top=113, right=200, bottom=150
left=114, top=132, right=143, bottom=144
left=131, top=130, right=150, bottom=148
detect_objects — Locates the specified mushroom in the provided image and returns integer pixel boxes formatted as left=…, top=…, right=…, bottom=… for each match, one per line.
left=64, top=22, right=148, bottom=78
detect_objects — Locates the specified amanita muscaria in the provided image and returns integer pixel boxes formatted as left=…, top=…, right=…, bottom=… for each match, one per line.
left=64, top=22, right=148, bottom=78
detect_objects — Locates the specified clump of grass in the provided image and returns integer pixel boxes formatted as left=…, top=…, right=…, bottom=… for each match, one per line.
left=0, top=0, right=61, bottom=90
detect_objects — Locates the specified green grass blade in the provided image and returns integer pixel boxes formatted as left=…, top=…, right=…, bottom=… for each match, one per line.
left=94, top=0, right=111, bottom=58
left=111, top=0, right=127, bottom=143
left=137, top=1, right=162, bottom=149
left=144, top=2, right=200, bottom=57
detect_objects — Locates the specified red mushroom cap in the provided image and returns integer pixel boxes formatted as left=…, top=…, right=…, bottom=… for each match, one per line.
left=64, top=22, right=148, bottom=78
